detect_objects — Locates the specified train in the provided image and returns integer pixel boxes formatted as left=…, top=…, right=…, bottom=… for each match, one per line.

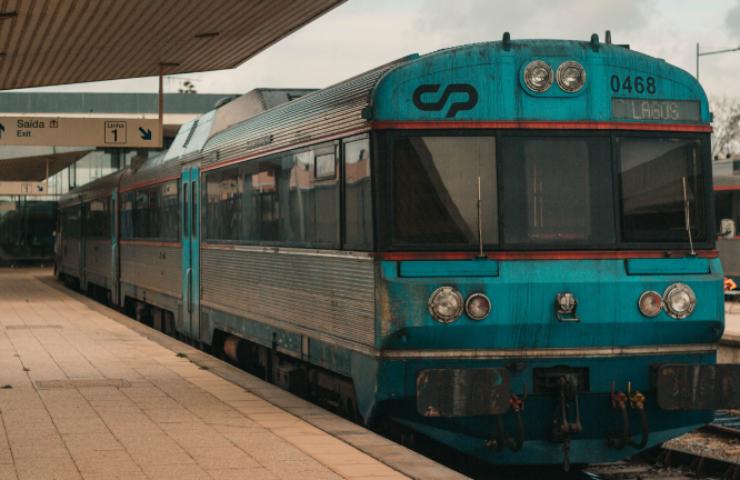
left=57, top=35, right=739, bottom=469
left=0, top=198, right=56, bottom=265
left=714, top=158, right=740, bottom=281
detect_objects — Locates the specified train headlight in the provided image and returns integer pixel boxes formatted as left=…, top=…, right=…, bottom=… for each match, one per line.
left=465, top=293, right=491, bottom=320
left=663, top=283, right=696, bottom=319
left=638, top=291, right=662, bottom=318
left=556, top=61, right=586, bottom=92
left=428, top=286, right=464, bottom=323
left=523, top=60, right=553, bottom=92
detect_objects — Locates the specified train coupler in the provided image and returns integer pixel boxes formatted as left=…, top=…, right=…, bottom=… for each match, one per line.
left=552, top=376, right=582, bottom=472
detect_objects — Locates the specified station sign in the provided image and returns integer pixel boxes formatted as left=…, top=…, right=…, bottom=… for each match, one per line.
left=0, top=117, right=162, bottom=148
left=0, top=181, right=48, bottom=196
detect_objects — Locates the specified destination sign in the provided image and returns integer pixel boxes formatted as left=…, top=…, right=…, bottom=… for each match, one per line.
left=0, top=117, right=161, bottom=148
left=611, top=98, right=701, bottom=122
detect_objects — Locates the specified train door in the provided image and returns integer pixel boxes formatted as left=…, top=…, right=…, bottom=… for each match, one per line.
left=111, top=189, right=119, bottom=306
left=181, top=167, right=201, bottom=340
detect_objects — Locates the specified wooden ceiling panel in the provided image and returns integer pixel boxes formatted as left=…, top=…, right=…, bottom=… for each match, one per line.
left=0, top=0, right=343, bottom=90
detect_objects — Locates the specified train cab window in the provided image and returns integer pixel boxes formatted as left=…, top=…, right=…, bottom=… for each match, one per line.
left=618, top=137, right=706, bottom=243
left=500, top=136, right=613, bottom=247
left=390, top=135, right=498, bottom=248
left=344, top=137, right=372, bottom=250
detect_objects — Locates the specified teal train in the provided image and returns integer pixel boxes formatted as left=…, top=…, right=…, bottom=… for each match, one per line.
left=57, top=35, right=739, bottom=468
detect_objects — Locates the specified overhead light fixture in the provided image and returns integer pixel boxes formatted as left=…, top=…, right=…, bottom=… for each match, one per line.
left=194, top=32, right=220, bottom=39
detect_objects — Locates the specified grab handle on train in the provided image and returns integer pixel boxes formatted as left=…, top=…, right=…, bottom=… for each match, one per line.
left=629, top=391, right=649, bottom=450
left=186, top=267, right=192, bottom=313
left=608, top=388, right=630, bottom=450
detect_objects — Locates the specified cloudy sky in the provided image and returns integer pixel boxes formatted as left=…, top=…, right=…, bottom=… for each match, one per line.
left=20, top=0, right=740, bottom=101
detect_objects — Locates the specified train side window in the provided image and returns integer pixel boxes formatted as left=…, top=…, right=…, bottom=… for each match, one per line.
left=120, top=193, right=134, bottom=240
left=85, top=198, right=110, bottom=239
left=62, top=206, right=81, bottom=238
left=134, top=190, right=150, bottom=239
left=160, top=181, right=179, bottom=241
left=344, top=137, right=373, bottom=250
left=204, top=168, right=241, bottom=241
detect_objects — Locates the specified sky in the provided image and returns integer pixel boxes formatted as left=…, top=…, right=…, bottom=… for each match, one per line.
left=18, top=0, right=740, bottom=101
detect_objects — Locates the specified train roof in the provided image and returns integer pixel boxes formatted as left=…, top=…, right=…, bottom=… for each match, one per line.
left=65, top=37, right=710, bottom=200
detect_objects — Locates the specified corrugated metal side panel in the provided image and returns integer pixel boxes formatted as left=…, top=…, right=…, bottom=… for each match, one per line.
left=84, top=239, right=111, bottom=283
left=120, top=244, right=181, bottom=297
left=201, top=60, right=404, bottom=167
left=201, top=249, right=376, bottom=349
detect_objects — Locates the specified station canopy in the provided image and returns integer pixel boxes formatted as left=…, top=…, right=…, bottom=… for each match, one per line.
left=0, top=0, right=344, bottom=90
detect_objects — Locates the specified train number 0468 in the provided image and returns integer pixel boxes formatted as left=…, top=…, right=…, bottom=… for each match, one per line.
left=610, top=75, right=656, bottom=95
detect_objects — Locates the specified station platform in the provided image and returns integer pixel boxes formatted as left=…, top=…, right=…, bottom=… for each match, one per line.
left=0, top=269, right=464, bottom=480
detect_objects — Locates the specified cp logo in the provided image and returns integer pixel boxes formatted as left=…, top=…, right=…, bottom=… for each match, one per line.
left=412, top=84, right=479, bottom=118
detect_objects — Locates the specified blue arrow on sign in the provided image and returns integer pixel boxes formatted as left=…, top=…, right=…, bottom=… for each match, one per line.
left=0, top=123, right=4, bottom=139
left=138, top=127, right=152, bottom=141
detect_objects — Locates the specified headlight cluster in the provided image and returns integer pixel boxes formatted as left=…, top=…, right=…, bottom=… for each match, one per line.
left=428, top=287, right=490, bottom=323
left=523, top=60, right=586, bottom=93
left=637, top=283, right=696, bottom=319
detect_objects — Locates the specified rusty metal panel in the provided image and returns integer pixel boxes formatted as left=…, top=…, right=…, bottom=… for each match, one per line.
left=120, top=243, right=181, bottom=298
left=417, top=368, right=511, bottom=417
left=0, top=0, right=344, bottom=90
left=656, top=364, right=740, bottom=410
left=201, top=247, right=376, bottom=350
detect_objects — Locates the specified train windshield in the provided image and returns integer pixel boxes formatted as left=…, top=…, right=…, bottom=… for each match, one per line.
left=384, top=131, right=709, bottom=250
left=618, top=137, right=706, bottom=244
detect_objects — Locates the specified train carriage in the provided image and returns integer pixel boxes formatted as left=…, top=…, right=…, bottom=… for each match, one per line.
left=58, top=35, right=739, bottom=468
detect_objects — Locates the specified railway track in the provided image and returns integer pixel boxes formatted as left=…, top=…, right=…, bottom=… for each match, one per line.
left=584, top=411, right=740, bottom=480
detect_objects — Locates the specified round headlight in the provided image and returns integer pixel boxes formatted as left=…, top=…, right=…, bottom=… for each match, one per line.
left=465, top=293, right=491, bottom=321
left=428, top=286, right=464, bottom=324
left=523, top=60, right=553, bottom=93
left=556, top=61, right=586, bottom=92
left=663, top=283, right=696, bottom=319
left=638, top=291, right=662, bottom=318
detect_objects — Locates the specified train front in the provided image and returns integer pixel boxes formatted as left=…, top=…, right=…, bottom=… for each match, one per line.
left=365, top=38, right=738, bottom=466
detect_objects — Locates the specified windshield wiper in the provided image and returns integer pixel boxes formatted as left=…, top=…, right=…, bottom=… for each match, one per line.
left=477, top=176, right=484, bottom=258
left=682, top=176, right=697, bottom=256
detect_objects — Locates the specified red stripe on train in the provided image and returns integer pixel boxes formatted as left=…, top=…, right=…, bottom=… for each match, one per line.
left=371, top=120, right=713, bottom=133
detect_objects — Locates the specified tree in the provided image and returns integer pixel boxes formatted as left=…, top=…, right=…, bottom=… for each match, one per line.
left=178, top=80, right=197, bottom=94
left=710, top=96, right=740, bottom=159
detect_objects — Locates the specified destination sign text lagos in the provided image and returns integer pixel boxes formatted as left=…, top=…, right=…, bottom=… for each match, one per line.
left=611, top=98, right=701, bottom=122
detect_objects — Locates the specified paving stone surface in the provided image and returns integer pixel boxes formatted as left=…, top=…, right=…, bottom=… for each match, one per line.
left=0, top=269, right=418, bottom=480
